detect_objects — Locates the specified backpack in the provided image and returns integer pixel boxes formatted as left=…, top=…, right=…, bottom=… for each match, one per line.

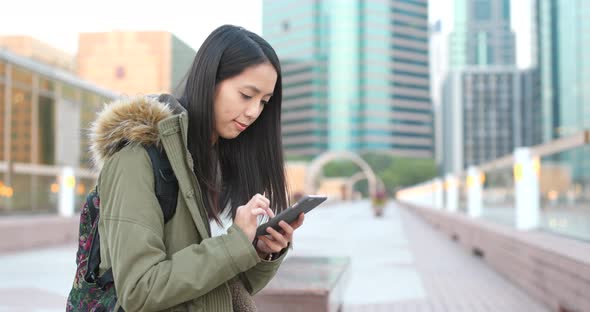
left=66, top=145, right=179, bottom=312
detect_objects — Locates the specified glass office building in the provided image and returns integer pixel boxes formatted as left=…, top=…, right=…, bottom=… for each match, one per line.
left=537, top=0, right=590, bottom=180
left=263, top=0, right=432, bottom=157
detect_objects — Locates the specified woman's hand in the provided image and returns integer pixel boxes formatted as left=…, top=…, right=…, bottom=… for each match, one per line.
left=255, top=212, right=305, bottom=259
left=234, top=194, right=275, bottom=242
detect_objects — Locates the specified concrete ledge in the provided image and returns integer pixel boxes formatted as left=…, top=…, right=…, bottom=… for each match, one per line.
left=399, top=202, right=590, bottom=312
left=255, top=256, right=350, bottom=312
left=0, top=214, right=78, bottom=254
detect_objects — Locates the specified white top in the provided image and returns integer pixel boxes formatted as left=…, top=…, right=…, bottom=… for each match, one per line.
left=209, top=206, right=233, bottom=237
left=209, top=204, right=268, bottom=237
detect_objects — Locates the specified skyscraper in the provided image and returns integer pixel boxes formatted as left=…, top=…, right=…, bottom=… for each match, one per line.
left=537, top=0, right=590, bottom=141
left=443, top=67, right=540, bottom=172
left=442, top=0, right=540, bottom=174
left=263, top=0, right=432, bottom=158
left=536, top=0, right=590, bottom=180
left=430, top=20, right=450, bottom=172
left=450, top=0, right=515, bottom=68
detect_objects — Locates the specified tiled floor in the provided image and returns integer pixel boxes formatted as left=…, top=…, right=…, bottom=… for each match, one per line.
left=0, top=200, right=549, bottom=311
left=289, top=201, right=549, bottom=312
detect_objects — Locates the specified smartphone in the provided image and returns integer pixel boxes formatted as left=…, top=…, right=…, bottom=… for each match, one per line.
left=256, top=195, right=327, bottom=237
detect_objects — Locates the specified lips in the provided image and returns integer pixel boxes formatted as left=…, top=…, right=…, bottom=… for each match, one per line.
left=234, top=120, right=248, bottom=131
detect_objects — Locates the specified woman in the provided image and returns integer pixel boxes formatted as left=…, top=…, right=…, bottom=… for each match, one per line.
left=90, top=25, right=303, bottom=311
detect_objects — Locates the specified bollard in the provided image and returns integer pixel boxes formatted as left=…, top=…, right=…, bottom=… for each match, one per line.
left=433, top=178, right=444, bottom=209
left=467, top=166, right=483, bottom=218
left=445, top=174, right=458, bottom=212
left=514, top=148, right=540, bottom=230
left=59, top=167, right=75, bottom=217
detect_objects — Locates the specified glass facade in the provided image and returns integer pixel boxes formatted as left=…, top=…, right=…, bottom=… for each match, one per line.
left=264, top=0, right=432, bottom=157
left=451, top=0, right=515, bottom=68
left=0, top=52, right=117, bottom=214
left=537, top=0, right=590, bottom=180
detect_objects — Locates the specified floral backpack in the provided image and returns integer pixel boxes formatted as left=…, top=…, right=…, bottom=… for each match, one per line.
left=66, top=145, right=178, bottom=312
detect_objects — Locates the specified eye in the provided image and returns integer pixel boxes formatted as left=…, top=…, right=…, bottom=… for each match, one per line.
left=240, top=93, right=252, bottom=100
left=261, top=100, right=269, bottom=106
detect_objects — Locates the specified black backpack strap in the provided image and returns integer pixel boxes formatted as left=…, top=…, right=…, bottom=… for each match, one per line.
left=145, top=144, right=179, bottom=223
left=86, top=145, right=179, bottom=291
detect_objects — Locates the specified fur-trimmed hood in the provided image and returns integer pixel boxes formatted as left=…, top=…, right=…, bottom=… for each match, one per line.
left=89, top=94, right=184, bottom=169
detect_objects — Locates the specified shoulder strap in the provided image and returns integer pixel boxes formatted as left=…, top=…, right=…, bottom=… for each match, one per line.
left=145, top=144, right=179, bottom=223
left=89, top=145, right=179, bottom=290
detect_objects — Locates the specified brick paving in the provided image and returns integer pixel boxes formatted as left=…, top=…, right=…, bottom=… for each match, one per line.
left=0, top=200, right=550, bottom=311
left=288, top=201, right=549, bottom=312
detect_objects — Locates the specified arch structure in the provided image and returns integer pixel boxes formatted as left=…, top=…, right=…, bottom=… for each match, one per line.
left=345, top=171, right=385, bottom=199
left=304, top=151, right=378, bottom=197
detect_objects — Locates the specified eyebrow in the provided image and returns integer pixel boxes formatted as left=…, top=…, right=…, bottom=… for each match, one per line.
left=243, top=85, right=273, bottom=97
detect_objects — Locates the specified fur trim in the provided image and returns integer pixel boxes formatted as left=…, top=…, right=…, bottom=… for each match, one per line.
left=89, top=96, right=174, bottom=169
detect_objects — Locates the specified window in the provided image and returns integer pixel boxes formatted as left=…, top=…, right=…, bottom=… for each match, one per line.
left=115, top=66, right=126, bottom=79
left=39, top=76, right=56, bottom=92
left=12, top=66, right=33, bottom=86
left=474, top=0, right=491, bottom=20
left=62, top=84, right=77, bottom=101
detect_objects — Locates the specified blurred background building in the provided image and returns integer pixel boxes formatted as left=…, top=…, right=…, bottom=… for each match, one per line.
left=77, top=31, right=196, bottom=95
left=0, top=49, right=117, bottom=213
left=441, top=0, right=541, bottom=174
left=263, top=0, right=433, bottom=158
left=536, top=0, right=590, bottom=181
left=0, top=36, right=76, bottom=72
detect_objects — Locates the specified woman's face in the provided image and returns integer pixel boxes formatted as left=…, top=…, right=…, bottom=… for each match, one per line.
left=213, top=62, right=277, bottom=141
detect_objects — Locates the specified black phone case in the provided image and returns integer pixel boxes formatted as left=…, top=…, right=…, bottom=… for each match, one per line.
left=256, top=195, right=327, bottom=237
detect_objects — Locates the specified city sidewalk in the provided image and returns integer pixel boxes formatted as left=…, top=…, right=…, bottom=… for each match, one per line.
left=0, top=201, right=548, bottom=311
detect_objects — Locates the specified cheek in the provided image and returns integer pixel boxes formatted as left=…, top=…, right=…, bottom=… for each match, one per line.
left=215, top=95, right=232, bottom=122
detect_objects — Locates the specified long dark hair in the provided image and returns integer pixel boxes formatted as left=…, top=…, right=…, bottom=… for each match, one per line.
left=177, top=25, right=288, bottom=223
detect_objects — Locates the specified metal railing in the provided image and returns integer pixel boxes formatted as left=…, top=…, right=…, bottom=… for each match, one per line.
left=397, top=130, right=590, bottom=241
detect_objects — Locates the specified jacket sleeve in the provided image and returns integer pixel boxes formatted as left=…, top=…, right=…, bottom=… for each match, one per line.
left=240, top=247, right=288, bottom=295
left=98, top=144, right=260, bottom=312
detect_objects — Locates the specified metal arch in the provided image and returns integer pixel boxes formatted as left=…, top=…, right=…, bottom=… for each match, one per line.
left=345, top=171, right=386, bottom=199
left=304, top=151, right=378, bottom=196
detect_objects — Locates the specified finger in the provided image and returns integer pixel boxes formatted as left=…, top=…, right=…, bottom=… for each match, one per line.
left=278, top=221, right=294, bottom=237
left=255, top=193, right=270, bottom=207
left=255, top=237, right=273, bottom=254
left=290, top=213, right=305, bottom=230
left=266, top=227, right=289, bottom=248
left=267, top=207, right=276, bottom=218
left=251, top=208, right=270, bottom=217
left=258, top=235, right=283, bottom=253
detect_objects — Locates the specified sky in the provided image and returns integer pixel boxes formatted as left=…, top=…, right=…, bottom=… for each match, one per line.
left=0, top=0, right=263, bottom=54
left=1, top=0, right=532, bottom=68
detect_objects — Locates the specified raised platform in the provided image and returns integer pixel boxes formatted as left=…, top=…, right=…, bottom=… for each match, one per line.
left=254, top=256, right=350, bottom=312
left=399, top=201, right=590, bottom=312
left=0, top=214, right=78, bottom=253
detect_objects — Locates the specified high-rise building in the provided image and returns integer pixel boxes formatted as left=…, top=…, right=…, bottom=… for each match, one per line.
left=263, top=0, right=432, bottom=158
left=450, top=0, right=515, bottom=68
left=77, top=31, right=196, bottom=96
left=443, top=67, right=540, bottom=173
left=430, top=20, right=450, bottom=172
left=442, top=0, right=541, bottom=174
left=536, top=0, right=590, bottom=181
left=536, top=0, right=590, bottom=141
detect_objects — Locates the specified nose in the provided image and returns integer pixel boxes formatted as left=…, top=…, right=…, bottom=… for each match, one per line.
left=244, top=100, right=263, bottom=120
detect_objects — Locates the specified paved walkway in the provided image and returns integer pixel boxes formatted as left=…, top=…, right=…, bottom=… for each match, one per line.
left=289, top=201, right=549, bottom=312
left=0, top=201, right=549, bottom=311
